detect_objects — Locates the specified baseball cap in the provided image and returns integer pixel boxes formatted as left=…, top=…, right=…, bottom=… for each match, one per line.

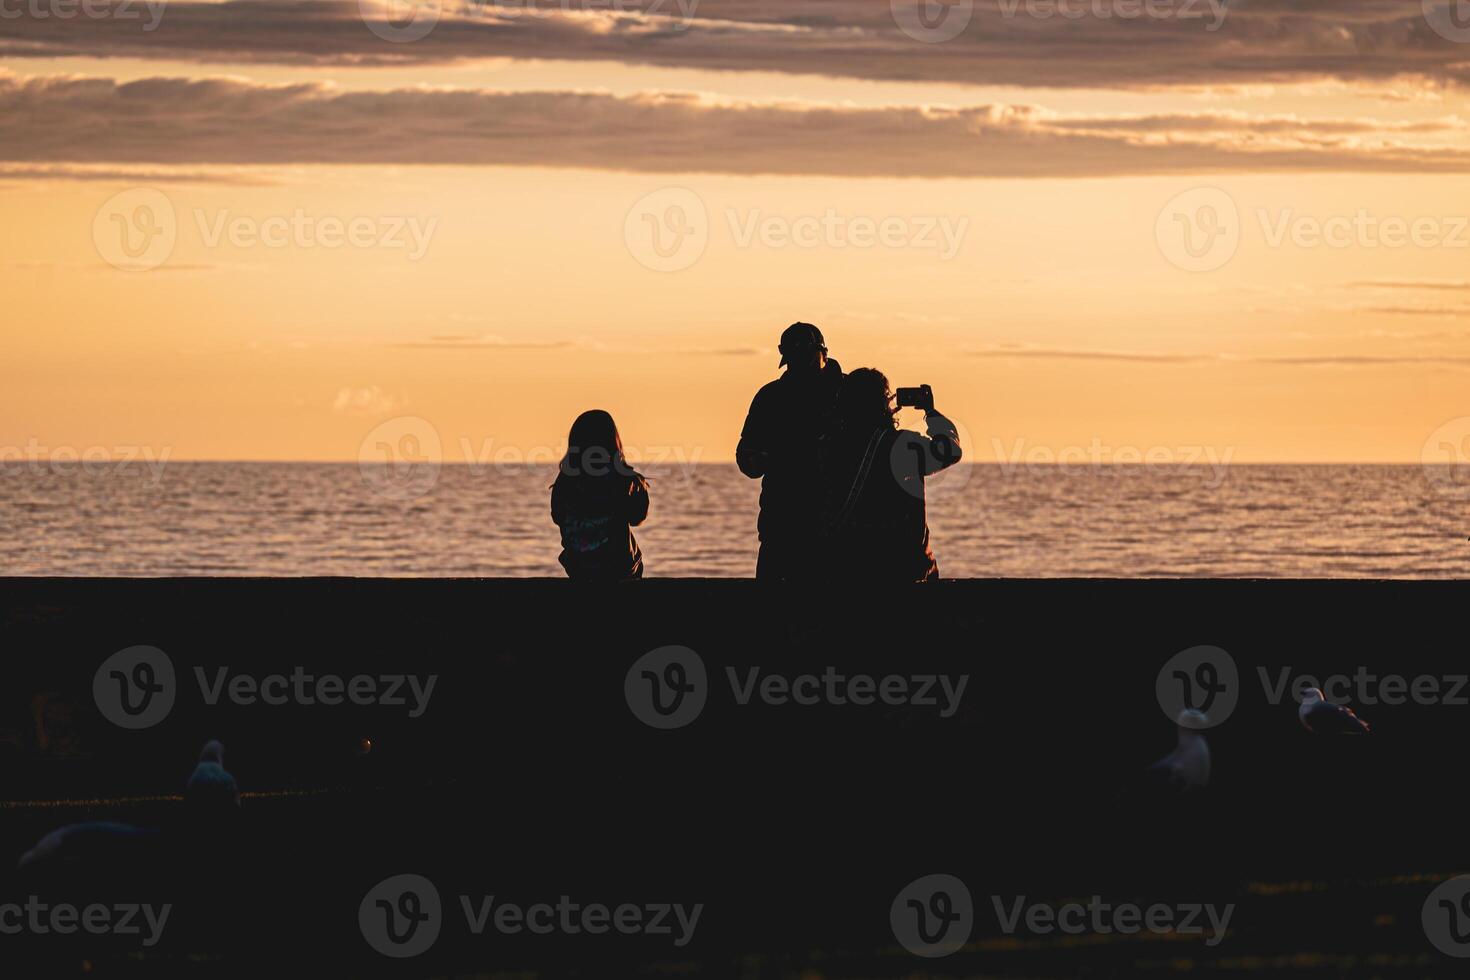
left=778, top=322, right=827, bottom=367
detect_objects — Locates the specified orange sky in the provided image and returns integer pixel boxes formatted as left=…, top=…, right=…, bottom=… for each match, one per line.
left=3, top=1, right=1470, bottom=463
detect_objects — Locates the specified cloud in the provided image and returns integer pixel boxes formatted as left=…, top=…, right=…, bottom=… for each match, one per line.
left=4, top=0, right=1470, bottom=92
left=6, top=72, right=1470, bottom=177
left=1356, top=305, right=1470, bottom=317
left=0, top=163, right=276, bottom=184
left=395, top=334, right=768, bottom=355
left=1349, top=279, right=1470, bottom=291
left=332, top=385, right=405, bottom=414
left=394, top=334, right=574, bottom=349
left=971, top=346, right=1220, bottom=363
left=970, top=345, right=1470, bottom=366
left=671, top=346, right=766, bottom=356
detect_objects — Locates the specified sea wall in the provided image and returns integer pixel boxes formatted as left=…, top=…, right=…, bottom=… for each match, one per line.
left=0, top=578, right=1464, bottom=974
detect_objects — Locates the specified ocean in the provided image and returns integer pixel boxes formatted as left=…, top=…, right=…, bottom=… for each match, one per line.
left=3, top=462, right=1466, bottom=577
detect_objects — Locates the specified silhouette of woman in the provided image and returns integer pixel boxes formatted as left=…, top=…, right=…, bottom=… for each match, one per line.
left=550, top=410, right=650, bottom=580
left=821, top=370, right=961, bottom=582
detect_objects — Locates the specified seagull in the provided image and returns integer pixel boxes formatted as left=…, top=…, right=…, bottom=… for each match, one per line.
left=186, top=739, right=240, bottom=811
left=1299, top=688, right=1372, bottom=734
left=1145, top=708, right=1211, bottom=792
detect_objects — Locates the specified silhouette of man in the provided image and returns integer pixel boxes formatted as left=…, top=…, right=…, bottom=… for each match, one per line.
left=737, top=322, right=844, bottom=580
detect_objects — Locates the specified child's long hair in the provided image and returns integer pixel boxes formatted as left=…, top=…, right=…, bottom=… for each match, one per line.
left=552, top=409, right=639, bottom=487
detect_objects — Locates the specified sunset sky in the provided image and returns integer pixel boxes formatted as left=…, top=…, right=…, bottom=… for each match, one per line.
left=4, top=0, right=1470, bottom=464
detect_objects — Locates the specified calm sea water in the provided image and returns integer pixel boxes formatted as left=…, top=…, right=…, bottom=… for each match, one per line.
left=2, top=462, right=1466, bottom=577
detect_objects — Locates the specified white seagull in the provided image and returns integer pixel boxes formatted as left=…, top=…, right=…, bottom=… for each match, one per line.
left=1298, top=688, right=1372, bottom=734
left=1146, top=708, right=1212, bottom=792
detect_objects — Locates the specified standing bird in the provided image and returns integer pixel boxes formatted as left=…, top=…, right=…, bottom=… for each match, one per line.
left=1298, top=688, right=1372, bottom=734
left=186, top=739, right=240, bottom=812
left=1145, top=708, right=1212, bottom=793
